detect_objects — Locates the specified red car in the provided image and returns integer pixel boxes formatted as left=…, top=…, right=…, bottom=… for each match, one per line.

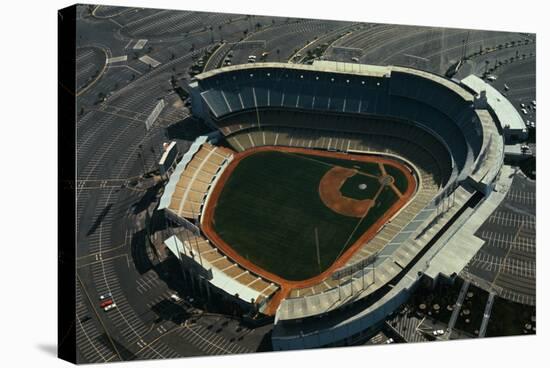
left=100, top=299, right=113, bottom=308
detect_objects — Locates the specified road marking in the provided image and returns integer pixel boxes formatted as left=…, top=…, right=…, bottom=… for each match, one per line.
left=138, top=55, right=161, bottom=68
left=106, top=55, right=128, bottom=64
left=133, top=39, right=148, bottom=50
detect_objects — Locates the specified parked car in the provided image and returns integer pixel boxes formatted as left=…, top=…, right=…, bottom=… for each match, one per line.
left=100, top=299, right=113, bottom=308
left=99, top=292, right=112, bottom=300
left=104, top=303, right=117, bottom=312
left=170, top=294, right=182, bottom=302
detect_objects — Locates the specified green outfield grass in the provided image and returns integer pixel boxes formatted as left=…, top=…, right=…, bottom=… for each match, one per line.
left=212, top=150, right=403, bottom=281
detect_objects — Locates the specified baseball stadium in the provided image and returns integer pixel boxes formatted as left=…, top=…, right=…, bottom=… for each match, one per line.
left=156, top=60, right=516, bottom=349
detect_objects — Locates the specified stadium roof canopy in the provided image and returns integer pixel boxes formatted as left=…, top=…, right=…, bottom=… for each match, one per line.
left=158, top=135, right=208, bottom=210
left=164, top=235, right=264, bottom=303
left=194, top=60, right=474, bottom=102
left=461, top=75, right=527, bottom=134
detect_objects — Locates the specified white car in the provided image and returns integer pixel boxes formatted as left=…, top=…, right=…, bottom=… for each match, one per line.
left=520, top=103, right=526, bottom=108
left=521, top=108, right=528, bottom=115
left=104, top=303, right=117, bottom=312
left=487, top=75, right=497, bottom=81
left=170, top=294, right=182, bottom=302
left=532, top=100, right=536, bottom=106
left=385, top=338, right=394, bottom=344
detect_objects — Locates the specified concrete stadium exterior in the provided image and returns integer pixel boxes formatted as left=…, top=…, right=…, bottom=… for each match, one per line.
left=157, top=60, right=521, bottom=349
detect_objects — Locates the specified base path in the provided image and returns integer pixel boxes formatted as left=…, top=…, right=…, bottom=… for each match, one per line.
left=319, top=166, right=375, bottom=218
left=200, top=145, right=417, bottom=315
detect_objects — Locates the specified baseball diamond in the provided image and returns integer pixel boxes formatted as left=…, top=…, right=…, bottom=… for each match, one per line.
left=202, top=146, right=416, bottom=283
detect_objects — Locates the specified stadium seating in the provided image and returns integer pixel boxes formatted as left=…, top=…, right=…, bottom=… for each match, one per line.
left=190, top=65, right=489, bottom=306
left=196, top=66, right=484, bottom=183
left=219, top=109, right=452, bottom=187
left=167, top=143, right=233, bottom=219
left=171, top=229, right=279, bottom=305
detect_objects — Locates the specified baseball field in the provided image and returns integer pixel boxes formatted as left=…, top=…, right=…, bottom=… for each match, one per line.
left=203, top=146, right=415, bottom=282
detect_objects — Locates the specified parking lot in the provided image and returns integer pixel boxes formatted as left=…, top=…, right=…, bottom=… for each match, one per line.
left=73, top=4, right=536, bottom=362
left=463, top=174, right=536, bottom=306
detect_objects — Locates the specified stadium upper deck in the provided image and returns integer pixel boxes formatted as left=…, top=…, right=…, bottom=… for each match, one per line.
left=189, top=61, right=490, bottom=186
